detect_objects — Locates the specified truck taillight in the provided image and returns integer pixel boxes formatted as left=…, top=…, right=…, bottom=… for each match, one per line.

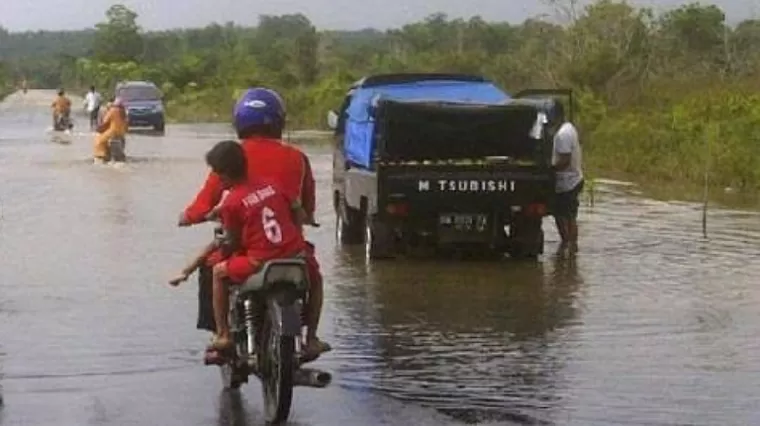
left=386, top=202, right=409, bottom=216
left=525, top=203, right=547, bottom=217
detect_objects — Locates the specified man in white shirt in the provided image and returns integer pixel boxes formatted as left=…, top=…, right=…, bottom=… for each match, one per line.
left=550, top=100, right=584, bottom=254
left=83, top=86, right=102, bottom=130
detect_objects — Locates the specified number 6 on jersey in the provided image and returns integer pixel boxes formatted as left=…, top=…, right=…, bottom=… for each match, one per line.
left=262, top=206, right=283, bottom=244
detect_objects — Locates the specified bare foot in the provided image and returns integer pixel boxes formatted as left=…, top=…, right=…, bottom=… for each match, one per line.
left=302, top=337, right=332, bottom=362
left=209, top=335, right=234, bottom=351
left=569, top=242, right=579, bottom=254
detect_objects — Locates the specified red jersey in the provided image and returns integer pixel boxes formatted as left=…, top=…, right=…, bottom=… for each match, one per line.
left=183, top=137, right=315, bottom=225
left=218, top=180, right=306, bottom=262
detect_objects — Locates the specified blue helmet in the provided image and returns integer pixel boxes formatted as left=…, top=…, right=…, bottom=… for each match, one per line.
left=233, top=88, right=286, bottom=132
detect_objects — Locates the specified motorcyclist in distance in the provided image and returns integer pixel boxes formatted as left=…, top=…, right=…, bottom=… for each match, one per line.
left=51, top=89, right=72, bottom=130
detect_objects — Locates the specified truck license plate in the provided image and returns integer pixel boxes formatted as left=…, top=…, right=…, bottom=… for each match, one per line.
left=439, top=213, right=488, bottom=231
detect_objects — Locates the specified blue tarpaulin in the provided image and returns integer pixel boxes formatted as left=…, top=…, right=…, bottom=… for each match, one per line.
left=343, top=80, right=511, bottom=168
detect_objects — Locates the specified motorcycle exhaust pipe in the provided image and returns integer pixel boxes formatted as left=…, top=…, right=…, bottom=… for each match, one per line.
left=294, top=368, right=332, bottom=388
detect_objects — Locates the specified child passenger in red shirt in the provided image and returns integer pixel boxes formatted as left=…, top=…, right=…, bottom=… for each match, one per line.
left=169, top=140, right=314, bottom=358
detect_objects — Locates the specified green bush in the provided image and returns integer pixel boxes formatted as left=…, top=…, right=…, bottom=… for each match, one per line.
left=586, top=88, right=760, bottom=189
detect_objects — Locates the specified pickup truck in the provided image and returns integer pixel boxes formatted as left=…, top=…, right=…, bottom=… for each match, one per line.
left=327, top=73, right=571, bottom=260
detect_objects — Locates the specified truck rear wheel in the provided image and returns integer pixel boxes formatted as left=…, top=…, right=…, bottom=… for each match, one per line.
left=154, top=122, right=166, bottom=135
left=336, top=196, right=364, bottom=244
left=364, top=212, right=395, bottom=260
left=507, top=227, right=543, bottom=260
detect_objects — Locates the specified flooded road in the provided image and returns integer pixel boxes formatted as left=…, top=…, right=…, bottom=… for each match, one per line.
left=2, top=90, right=760, bottom=426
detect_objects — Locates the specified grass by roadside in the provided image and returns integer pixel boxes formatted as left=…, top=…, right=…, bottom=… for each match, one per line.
left=0, top=87, right=14, bottom=102
left=582, top=168, right=760, bottom=212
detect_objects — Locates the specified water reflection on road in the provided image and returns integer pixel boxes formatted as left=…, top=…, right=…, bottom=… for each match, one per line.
left=1, top=90, right=760, bottom=426
left=331, top=251, right=582, bottom=425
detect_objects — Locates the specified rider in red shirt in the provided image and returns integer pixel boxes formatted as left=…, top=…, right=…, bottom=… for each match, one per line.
left=179, top=89, right=315, bottom=227
left=176, top=88, right=327, bottom=360
left=170, top=141, right=316, bottom=359
left=181, top=144, right=315, bottom=225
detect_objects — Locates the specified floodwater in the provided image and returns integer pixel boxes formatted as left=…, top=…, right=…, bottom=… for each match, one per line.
left=1, top=90, right=760, bottom=426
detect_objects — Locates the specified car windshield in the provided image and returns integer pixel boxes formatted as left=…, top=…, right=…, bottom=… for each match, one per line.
left=117, top=86, right=161, bottom=101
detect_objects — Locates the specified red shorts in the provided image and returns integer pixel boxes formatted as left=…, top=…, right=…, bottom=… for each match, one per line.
left=225, top=256, right=261, bottom=284
left=224, top=242, right=321, bottom=286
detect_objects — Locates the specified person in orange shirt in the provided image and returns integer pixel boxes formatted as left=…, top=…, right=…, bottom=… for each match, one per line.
left=51, top=88, right=72, bottom=130
left=93, top=97, right=129, bottom=163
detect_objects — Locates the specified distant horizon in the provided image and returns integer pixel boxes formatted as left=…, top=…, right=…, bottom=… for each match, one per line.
left=0, top=0, right=756, bottom=33
left=1, top=8, right=550, bottom=33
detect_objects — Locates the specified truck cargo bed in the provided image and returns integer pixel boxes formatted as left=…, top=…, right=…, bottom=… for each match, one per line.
left=375, top=99, right=546, bottom=163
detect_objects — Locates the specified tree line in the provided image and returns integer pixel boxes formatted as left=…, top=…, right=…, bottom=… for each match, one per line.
left=1, top=1, right=759, bottom=190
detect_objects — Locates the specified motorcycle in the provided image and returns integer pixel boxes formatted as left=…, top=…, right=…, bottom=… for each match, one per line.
left=210, top=225, right=331, bottom=424
left=53, top=113, right=73, bottom=132
left=104, top=136, right=127, bottom=163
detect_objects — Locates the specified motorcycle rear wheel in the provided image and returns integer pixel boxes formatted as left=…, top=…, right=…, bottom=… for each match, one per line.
left=261, top=309, right=296, bottom=424
left=108, top=139, right=126, bottom=162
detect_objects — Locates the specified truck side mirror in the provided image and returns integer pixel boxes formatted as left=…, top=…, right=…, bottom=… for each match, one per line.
left=327, top=110, right=339, bottom=130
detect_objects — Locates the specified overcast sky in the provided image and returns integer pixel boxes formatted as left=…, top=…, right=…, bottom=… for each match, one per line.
left=1, top=0, right=757, bottom=32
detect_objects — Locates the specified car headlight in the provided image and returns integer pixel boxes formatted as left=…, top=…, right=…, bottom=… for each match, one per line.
left=153, top=104, right=164, bottom=113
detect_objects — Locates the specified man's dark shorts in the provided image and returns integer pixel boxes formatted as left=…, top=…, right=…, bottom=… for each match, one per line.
left=89, top=107, right=100, bottom=127
left=197, top=264, right=215, bottom=332
left=554, top=180, right=584, bottom=220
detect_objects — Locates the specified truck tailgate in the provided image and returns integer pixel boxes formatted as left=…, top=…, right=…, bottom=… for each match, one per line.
left=378, top=163, right=553, bottom=212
